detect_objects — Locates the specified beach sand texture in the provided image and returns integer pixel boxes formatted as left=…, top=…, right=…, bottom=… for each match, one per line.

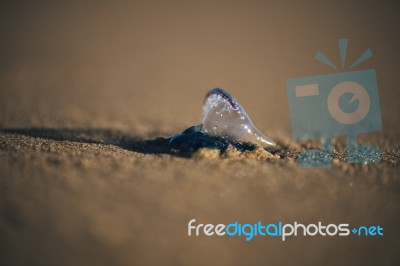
left=1, top=2, right=399, bottom=265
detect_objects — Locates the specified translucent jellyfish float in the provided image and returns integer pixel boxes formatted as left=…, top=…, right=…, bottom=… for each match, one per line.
left=168, top=88, right=276, bottom=155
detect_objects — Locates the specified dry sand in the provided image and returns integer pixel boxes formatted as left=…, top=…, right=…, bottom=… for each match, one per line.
left=0, top=1, right=399, bottom=266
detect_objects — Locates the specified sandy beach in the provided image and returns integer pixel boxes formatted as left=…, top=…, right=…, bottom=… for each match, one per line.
left=1, top=1, right=399, bottom=265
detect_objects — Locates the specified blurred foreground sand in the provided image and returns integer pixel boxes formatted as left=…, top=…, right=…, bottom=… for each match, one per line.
left=0, top=1, right=399, bottom=265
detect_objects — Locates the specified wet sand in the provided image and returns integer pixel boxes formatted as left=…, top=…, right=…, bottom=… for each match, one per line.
left=1, top=2, right=399, bottom=265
